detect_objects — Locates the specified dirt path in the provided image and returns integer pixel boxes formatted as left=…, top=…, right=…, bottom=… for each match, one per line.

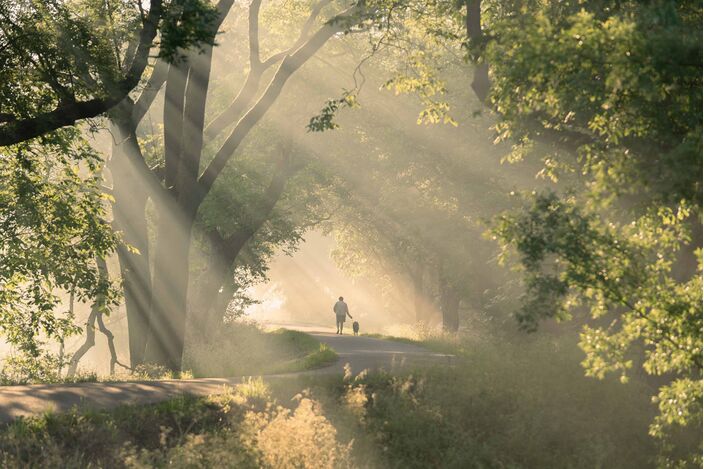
left=0, top=327, right=450, bottom=424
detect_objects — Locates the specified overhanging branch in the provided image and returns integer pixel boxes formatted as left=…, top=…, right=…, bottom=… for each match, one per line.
left=0, top=0, right=163, bottom=146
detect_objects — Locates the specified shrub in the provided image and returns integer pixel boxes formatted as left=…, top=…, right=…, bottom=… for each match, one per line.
left=332, top=332, right=690, bottom=468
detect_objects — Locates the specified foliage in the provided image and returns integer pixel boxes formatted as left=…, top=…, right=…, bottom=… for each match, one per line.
left=0, top=0, right=140, bottom=119
left=0, top=351, right=98, bottom=385
left=158, top=0, right=220, bottom=63
left=493, top=192, right=702, bottom=462
left=487, top=2, right=702, bottom=206
left=485, top=1, right=702, bottom=459
left=0, top=0, right=223, bottom=131
left=307, top=91, right=359, bottom=132
left=0, top=129, right=118, bottom=357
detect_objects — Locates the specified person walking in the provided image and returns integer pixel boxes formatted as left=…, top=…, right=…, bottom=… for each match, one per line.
left=333, top=296, right=353, bottom=334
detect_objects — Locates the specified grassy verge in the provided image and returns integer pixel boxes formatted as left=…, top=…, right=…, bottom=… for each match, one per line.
left=0, top=379, right=352, bottom=468
left=361, top=331, right=457, bottom=354
left=1, top=324, right=337, bottom=386
left=360, top=333, right=418, bottom=346
left=3, top=329, right=698, bottom=467
left=185, top=323, right=338, bottom=378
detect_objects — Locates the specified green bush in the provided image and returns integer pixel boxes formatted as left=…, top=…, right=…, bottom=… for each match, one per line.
left=0, top=352, right=97, bottom=385
left=331, top=332, right=700, bottom=468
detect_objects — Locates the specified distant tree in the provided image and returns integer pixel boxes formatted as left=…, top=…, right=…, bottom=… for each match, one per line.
left=306, top=80, right=524, bottom=331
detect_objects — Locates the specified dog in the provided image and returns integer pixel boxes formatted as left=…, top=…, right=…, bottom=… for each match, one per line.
left=352, top=321, right=360, bottom=336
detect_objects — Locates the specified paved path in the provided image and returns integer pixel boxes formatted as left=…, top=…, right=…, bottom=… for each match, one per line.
left=311, top=331, right=453, bottom=375
left=0, top=327, right=450, bottom=423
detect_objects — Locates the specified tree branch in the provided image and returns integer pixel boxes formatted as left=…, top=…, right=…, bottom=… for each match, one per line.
left=131, top=59, right=169, bottom=124
left=249, top=0, right=263, bottom=66
left=204, top=0, right=334, bottom=139
left=198, top=4, right=361, bottom=201
left=96, top=309, right=132, bottom=375
left=0, top=0, right=163, bottom=146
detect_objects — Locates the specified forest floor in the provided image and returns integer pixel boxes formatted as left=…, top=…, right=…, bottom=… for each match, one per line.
left=0, top=326, right=449, bottom=423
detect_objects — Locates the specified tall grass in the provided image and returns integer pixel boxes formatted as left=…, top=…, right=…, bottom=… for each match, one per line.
left=327, top=331, right=700, bottom=468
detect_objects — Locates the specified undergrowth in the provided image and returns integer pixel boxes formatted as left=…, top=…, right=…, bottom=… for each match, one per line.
left=321, top=332, right=701, bottom=468
left=0, top=378, right=351, bottom=468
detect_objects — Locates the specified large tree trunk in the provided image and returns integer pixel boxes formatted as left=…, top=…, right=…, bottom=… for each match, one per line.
left=140, top=0, right=352, bottom=371
left=142, top=3, right=224, bottom=370
left=144, top=200, right=196, bottom=370
left=190, top=243, right=235, bottom=337
left=110, top=120, right=153, bottom=367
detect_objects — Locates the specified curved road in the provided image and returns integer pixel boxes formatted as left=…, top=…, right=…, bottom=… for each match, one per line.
left=0, top=328, right=451, bottom=424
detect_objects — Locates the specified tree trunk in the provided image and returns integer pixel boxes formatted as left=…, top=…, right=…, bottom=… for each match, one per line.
left=410, top=263, right=435, bottom=324
left=142, top=24, right=215, bottom=371
left=191, top=151, right=293, bottom=336
left=465, top=0, right=489, bottom=102
left=143, top=196, right=196, bottom=371
left=66, top=257, right=108, bottom=377
left=96, top=306, right=131, bottom=375
left=190, top=244, right=235, bottom=337
left=139, top=0, right=348, bottom=371
left=109, top=120, right=153, bottom=367
left=439, top=263, right=461, bottom=332
left=440, top=282, right=461, bottom=332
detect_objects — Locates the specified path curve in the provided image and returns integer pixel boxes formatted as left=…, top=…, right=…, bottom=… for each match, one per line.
left=0, top=327, right=451, bottom=424
left=309, top=331, right=453, bottom=375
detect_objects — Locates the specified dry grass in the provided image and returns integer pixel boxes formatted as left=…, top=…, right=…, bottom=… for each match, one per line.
left=0, top=379, right=351, bottom=468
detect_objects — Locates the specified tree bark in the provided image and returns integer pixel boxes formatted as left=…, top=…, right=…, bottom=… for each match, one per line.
left=439, top=263, right=461, bottom=332
left=410, top=262, right=436, bottom=324
left=143, top=4, right=225, bottom=370
left=110, top=119, right=153, bottom=367
left=465, top=0, right=489, bottom=102
left=143, top=199, right=196, bottom=370
left=66, top=303, right=98, bottom=378
left=66, top=258, right=108, bottom=377
left=440, top=284, right=461, bottom=332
